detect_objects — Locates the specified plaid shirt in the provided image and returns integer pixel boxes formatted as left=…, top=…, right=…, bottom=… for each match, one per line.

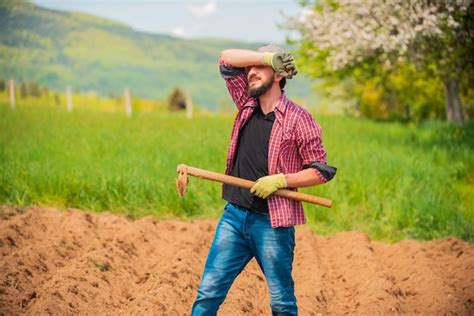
left=220, top=60, right=327, bottom=228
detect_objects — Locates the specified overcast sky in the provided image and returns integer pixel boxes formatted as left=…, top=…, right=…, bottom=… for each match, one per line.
left=33, top=0, right=303, bottom=44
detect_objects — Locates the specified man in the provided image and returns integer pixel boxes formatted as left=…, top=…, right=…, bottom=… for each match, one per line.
left=191, top=44, right=336, bottom=315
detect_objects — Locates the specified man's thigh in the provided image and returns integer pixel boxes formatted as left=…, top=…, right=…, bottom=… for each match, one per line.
left=251, top=220, right=295, bottom=279
left=198, top=204, right=253, bottom=293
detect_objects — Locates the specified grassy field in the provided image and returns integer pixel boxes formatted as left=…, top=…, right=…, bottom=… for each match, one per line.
left=1, top=103, right=473, bottom=242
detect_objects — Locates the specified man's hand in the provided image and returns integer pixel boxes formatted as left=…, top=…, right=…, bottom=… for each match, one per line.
left=262, top=52, right=298, bottom=79
left=250, top=174, right=287, bottom=199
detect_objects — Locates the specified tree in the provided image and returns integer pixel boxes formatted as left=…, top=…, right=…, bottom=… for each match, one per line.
left=167, top=87, right=187, bottom=112
left=19, top=81, right=28, bottom=98
left=292, top=0, right=473, bottom=123
left=41, top=85, right=49, bottom=97
left=28, top=81, right=41, bottom=97
left=53, top=92, right=60, bottom=106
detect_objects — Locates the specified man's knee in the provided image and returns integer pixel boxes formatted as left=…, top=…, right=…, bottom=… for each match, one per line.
left=192, top=277, right=228, bottom=316
left=196, top=275, right=226, bottom=300
left=195, top=266, right=235, bottom=302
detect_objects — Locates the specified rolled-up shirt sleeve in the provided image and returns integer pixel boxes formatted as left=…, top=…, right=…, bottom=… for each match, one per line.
left=219, top=59, right=254, bottom=110
left=296, top=111, right=337, bottom=182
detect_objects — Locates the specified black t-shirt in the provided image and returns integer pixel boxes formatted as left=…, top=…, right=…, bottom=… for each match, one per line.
left=223, top=106, right=275, bottom=213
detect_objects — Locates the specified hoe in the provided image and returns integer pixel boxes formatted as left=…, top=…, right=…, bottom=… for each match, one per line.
left=176, top=164, right=332, bottom=208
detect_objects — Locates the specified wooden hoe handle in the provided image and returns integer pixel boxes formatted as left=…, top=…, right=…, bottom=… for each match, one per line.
left=178, top=164, right=332, bottom=208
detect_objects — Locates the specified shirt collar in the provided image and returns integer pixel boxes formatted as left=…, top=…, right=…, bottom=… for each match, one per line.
left=249, top=90, right=288, bottom=112
left=274, top=90, right=288, bottom=115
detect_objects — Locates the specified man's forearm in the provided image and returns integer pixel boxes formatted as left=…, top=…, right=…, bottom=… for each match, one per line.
left=220, top=49, right=264, bottom=68
left=251, top=168, right=325, bottom=199
left=284, top=168, right=325, bottom=188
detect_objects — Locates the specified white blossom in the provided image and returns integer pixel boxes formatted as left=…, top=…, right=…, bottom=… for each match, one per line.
left=295, top=0, right=471, bottom=71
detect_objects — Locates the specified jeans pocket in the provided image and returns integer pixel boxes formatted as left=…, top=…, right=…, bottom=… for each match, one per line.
left=223, top=202, right=236, bottom=213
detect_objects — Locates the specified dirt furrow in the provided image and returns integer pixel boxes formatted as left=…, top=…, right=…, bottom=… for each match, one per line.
left=1, top=206, right=473, bottom=315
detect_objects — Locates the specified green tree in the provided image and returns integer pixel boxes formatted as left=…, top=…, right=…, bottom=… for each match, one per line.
left=41, top=85, right=49, bottom=97
left=53, top=92, right=60, bottom=106
left=19, top=82, right=28, bottom=98
left=28, top=82, right=41, bottom=97
left=167, top=87, right=187, bottom=112
left=291, top=0, right=474, bottom=122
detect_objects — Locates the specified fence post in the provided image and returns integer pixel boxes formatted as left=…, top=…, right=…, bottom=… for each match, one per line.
left=9, top=79, right=15, bottom=110
left=186, top=92, right=193, bottom=119
left=66, top=86, right=73, bottom=112
left=124, top=88, right=132, bottom=117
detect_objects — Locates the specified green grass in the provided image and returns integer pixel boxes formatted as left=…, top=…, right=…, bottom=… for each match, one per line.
left=1, top=104, right=472, bottom=242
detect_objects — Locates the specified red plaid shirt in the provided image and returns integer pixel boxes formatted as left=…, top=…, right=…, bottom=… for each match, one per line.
left=220, top=60, right=328, bottom=228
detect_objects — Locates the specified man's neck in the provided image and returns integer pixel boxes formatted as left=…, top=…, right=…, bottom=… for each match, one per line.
left=258, top=86, right=282, bottom=115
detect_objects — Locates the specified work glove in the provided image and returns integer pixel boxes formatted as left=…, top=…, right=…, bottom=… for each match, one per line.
left=250, top=174, right=287, bottom=199
left=262, top=52, right=298, bottom=79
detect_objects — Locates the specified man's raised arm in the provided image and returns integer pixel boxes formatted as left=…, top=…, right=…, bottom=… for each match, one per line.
left=218, top=49, right=262, bottom=110
left=220, top=49, right=264, bottom=68
left=219, top=47, right=298, bottom=110
left=221, top=48, right=297, bottom=78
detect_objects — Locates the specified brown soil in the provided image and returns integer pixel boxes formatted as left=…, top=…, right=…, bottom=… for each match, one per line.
left=0, top=206, right=473, bottom=315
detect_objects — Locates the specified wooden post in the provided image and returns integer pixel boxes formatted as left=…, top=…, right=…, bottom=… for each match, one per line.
left=9, top=79, right=15, bottom=109
left=186, top=92, right=193, bottom=119
left=124, top=88, right=132, bottom=117
left=66, top=86, right=73, bottom=112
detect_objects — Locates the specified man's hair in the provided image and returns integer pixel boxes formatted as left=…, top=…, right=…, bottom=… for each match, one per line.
left=258, top=44, right=288, bottom=90
left=257, top=43, right=284, bottom=54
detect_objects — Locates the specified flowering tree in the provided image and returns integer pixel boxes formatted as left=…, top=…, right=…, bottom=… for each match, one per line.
left=292, top=0, right=473, bottom=122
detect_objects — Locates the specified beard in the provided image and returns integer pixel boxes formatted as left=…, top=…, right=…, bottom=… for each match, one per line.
left=248, top=73, right=274, bottom=98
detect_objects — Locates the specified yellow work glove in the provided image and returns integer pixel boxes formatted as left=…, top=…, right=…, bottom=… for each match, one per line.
left=250, top=174, right=287, bottom=199
left=261, top=52, right=298, bottom=79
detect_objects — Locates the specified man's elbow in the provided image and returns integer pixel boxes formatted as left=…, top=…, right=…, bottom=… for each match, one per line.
left=220, top=50, right=231, bottom=63
left=304, top=162, right=337, bottom=182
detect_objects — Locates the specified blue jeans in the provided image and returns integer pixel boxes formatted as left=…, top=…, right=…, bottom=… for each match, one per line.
left=191, top=202, right=297, bottom=315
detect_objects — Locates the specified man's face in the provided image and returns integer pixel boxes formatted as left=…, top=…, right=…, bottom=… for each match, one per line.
left=247, top=65, right=276, bottom=98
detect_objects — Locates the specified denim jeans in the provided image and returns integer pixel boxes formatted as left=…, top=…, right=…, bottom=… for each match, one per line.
left=191, top=202, right=297, bottom=315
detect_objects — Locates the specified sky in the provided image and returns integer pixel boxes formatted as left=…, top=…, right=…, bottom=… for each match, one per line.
left=32, top=0, right=304, bottom=44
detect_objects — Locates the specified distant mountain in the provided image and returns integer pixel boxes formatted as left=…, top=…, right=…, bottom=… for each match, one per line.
left=0, top=0, right=313, bottom=109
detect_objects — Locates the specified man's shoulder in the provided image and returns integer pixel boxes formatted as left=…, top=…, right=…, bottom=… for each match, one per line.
left=284, top=98, right=314, bottom=120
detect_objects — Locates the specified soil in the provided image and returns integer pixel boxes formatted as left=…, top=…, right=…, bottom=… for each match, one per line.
left=1, top=206, right=473, bottom=315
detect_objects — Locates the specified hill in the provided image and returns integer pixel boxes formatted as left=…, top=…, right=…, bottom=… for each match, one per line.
left=0, top=0, right=313, bottom=109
